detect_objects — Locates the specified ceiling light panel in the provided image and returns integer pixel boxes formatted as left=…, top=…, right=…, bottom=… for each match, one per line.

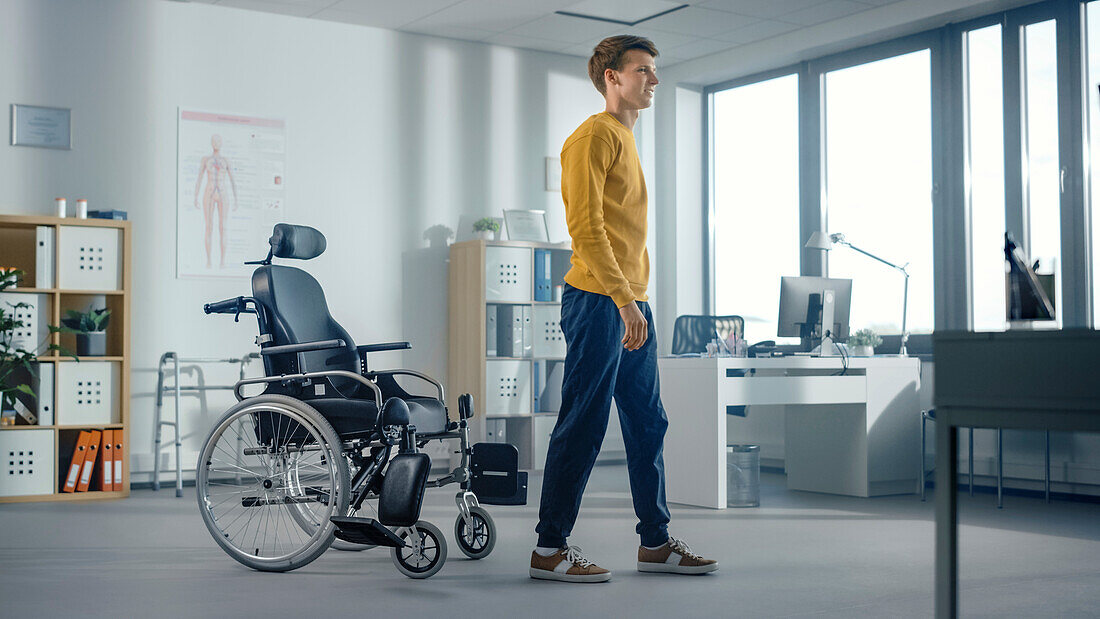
left=557, top=0, right=687, bottom=25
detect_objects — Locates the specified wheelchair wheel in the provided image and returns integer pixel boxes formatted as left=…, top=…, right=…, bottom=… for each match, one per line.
left=391, top=520, right=447, bottom=579
left=196, top=395, right=350, bottom=572
left=454, top=506, right=496, bottom=559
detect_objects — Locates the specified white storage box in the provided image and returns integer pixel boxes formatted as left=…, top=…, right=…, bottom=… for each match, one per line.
left=57, top=361, right=118, bottom=425
left=485, top=247, right=532, bottom=303
left=0, top=293, right=48, bottom=354
left=531, top=304, right=566, bottom=358
left=0, top=429, right=55, bottom=497
left=58, top=226, right=122, bottom=290
left=532, top=414, right=556, bottom=470
left=485, top=359, right=531, bottom=415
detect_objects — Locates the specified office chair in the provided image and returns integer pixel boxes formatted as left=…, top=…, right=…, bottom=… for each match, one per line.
left=920, top=408, right=1051, bottom=507
left=671, top=314, right=744, bottom=355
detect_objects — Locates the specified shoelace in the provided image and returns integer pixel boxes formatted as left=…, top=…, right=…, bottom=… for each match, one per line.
left=563, top=545, right=595, bottom=568
left=667, top=536, right=703, bottom=560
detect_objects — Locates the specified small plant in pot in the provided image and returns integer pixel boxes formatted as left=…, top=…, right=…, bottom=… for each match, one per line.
left=847, top=328, right=882, bottom=357
left=59, top=307, right=111, bottom=357
left=473, top=217, right=500, bottom=241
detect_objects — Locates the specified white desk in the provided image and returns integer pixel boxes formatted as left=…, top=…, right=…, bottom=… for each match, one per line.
left=659, top=355, right=922, bottom=508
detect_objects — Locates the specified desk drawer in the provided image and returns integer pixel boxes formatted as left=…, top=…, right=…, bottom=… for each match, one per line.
left=721, top=375, right=866, bottom=405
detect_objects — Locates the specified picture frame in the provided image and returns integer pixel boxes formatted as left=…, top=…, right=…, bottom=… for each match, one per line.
left=10, top=104, right=72, bottom=150
left=503, top=210, right=549, bottom=243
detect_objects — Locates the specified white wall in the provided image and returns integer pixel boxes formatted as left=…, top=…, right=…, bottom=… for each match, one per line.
left=0, top=0, right=609, bottom=480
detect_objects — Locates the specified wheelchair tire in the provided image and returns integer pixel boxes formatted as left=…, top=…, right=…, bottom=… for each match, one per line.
left=391, top=520, right=447, bottom=579
left=454, top=506, right=496, bottom=560
left=196, top=395, right=350, bottom=572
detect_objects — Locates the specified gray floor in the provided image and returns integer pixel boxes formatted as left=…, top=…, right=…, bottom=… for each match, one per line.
left=2, top=465, right=1099, bottom=619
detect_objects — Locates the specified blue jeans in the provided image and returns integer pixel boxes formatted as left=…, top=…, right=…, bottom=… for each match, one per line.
left=536, top=284, right=671, bottom=548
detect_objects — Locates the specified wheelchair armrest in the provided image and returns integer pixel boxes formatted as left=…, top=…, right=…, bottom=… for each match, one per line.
left=368, top=369, right=445, bottom=402
left=357, top=342, right=412, bottom=354
left=260, top=338, right=346, bottom=356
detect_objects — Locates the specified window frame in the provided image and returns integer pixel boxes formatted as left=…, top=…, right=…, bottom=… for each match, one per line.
left=702, top=0, right=1095, bottom=330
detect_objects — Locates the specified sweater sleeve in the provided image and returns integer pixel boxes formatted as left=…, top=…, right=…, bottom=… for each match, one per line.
left=561, top=133, right=636, bottom=308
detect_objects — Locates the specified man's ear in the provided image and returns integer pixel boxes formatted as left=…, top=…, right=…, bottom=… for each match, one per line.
left=604, top=67, right=616, bottom=87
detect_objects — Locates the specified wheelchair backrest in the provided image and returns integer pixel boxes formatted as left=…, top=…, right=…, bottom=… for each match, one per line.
left=251, top=262, right=360, bottom=396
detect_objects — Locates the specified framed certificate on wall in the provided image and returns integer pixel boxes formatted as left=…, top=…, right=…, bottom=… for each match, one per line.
left=504, top=210, right=549, bottom=243
left=11, top=104, right=72, bottom=150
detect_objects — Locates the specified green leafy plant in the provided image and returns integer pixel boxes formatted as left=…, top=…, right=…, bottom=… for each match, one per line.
left=59, top=307, right=111, bottom=333
left=0, top=269, right=70, bottom=413
left=848, top=328, right=882, bottom=348
left=473, top=217, right=501, bottom=233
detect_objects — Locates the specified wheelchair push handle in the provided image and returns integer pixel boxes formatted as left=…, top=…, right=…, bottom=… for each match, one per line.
left=204, top=296, right=243, bottom=315
left=204, top=296, right=249, bottom=322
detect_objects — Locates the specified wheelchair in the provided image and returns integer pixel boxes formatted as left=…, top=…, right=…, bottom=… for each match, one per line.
left=195, top=224, right=524, bottom=578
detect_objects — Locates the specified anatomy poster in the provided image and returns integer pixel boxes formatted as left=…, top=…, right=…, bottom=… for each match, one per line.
left=177, top=109, right=286, bottom=278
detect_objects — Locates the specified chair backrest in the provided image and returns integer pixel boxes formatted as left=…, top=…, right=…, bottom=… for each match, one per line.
left=252, top=263, right=360, bottom=395
left=671, top=314, right=744, bottom=355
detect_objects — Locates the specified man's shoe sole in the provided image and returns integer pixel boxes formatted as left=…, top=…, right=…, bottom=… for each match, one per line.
left=637, top=562, right=719, bottom=575
left=530, top=567, right=612, bottom=583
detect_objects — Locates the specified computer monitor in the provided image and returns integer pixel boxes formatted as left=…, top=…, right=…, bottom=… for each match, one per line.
left=777, top=276, right=853, bottom=348
left=1004, top=233, right=1054, bottom=321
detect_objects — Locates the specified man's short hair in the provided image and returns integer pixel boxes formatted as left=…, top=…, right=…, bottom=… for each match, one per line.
left=588, top=35, right=659, bottom=96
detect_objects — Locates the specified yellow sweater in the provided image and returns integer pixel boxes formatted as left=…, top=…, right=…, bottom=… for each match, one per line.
left=560, top=112, right=649, bottom=308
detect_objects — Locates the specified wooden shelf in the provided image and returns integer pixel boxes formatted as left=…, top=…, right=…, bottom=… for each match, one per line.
left=0, top=490, right=130, bottom=504
left=59, top=289, right=124, bottom=296
left=0, top=214, right=131, bottom=504
left=2, top=288, right=122, bottom=295
left=1, top=423, right=123, bottom=431
left=449, top=242, right=572, bottom=470
left=34, top=356, right=123, bottom=362
left=4, top=287, right=59, bottom=294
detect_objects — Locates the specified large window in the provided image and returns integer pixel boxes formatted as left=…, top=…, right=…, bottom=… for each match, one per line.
left=1089, top=2, right=1100, bottom=326
left=1024, top=19, right=1063, bottom=323
left=705, top=0, right=1099, bottom=332
left=823, top=50, right=934, bottom=335
left=967, top=24, right=1007, bottom=331
left=711, top=74, right=800, bottom=343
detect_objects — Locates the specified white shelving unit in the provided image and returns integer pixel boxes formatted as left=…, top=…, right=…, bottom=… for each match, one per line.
left=449, top=240, right=573, bottom=470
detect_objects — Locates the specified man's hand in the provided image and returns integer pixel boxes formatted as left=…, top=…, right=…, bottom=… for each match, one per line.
left=619, top=302, right=647, bottom=351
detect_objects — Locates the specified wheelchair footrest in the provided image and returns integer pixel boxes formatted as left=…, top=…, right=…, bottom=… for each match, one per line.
left=330, top=516, right=406, bottom=548
left=469, top=442, right=527, bottom=505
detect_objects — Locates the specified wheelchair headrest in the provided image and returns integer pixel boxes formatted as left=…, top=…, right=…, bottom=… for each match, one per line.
left=269, top=224, right=326, bottom=260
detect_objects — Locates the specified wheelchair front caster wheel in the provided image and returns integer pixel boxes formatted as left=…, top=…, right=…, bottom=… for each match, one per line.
left=454, top=506, right=496, bottom=559
left=392, top=521, right=447, bottom=579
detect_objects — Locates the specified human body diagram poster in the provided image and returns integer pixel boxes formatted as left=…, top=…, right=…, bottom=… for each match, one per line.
left=177, top=109, right=286, bottom=278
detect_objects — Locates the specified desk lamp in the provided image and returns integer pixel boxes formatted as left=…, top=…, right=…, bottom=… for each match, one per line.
left=805, top=231, right=909, bottom=356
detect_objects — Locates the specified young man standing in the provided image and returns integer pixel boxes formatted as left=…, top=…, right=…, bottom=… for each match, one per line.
left=530, top=35, right=718, bottom=583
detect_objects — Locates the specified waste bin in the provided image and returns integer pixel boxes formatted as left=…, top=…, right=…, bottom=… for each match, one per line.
left=726, top=444, right=760, bottom=507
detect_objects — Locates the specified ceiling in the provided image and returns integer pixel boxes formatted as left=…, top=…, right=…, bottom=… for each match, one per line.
left=185, top=0, right=907, bottom=66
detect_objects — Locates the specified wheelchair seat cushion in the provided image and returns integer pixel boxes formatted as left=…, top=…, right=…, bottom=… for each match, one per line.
left=405, top=398, right=448, bottom=435
left=350, top=381, right=449, bottom=436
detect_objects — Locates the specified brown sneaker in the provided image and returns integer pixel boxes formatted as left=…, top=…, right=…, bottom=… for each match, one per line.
left=530, top=546, right=612, bottom=583
left=637, top=537, right=718, bottom=574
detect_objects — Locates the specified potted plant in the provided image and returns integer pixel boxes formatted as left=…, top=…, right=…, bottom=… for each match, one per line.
left=0, top=268, right=68, bottom=419
left=473, top=217, right=500, bottom=241
left=60, top=307, right=111, bottom=357
left=423, top=224, right=454, bottom=249
left=848, top=328, right=882, bottom=357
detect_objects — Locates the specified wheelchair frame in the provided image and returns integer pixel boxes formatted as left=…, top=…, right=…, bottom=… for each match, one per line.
left=200, top=294, right=489, bottom=575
